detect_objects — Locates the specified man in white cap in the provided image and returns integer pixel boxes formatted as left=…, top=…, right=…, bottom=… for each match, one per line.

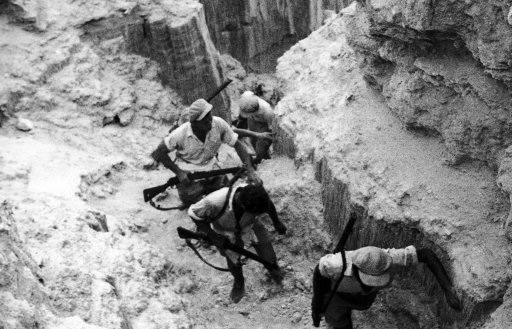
left=233, top=91, right=275, bottom=164
left=150, top=98, right=259, bottom=205
left=311, top=246, right=462, bottom=328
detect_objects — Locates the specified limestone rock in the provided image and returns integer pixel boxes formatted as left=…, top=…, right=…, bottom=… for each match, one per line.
left=5, top=0, right=48, bottom=31
left=77, top=162, right=127, bottom=201
left=200, top=0, right=353, bottom=68
left=15, top=117, right=34, bottom=131
left=275, top=15, right=512, bottom=327
left=497, top=146, right=512, bottom=241
left=0, top=202, right=48, bottom=328
left=344, top=1, right=512, bottom=167
left=80, top=4, right=231, bottom=120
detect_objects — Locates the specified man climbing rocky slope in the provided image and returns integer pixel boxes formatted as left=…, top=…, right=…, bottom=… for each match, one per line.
left=3, top=0, right=512, bottom=328
left=0, top=1, right=333, bottom=328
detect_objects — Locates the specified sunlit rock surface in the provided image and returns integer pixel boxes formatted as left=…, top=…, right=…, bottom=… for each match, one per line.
left=274, top=14, right=512, bottom=328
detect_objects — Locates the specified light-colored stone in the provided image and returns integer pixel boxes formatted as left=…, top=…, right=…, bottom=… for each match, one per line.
left=275, top=15, right=511, bottom=327
left=15, top=117, right=34, bottom=131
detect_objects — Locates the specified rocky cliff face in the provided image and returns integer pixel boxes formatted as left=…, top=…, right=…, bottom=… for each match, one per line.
left=80, top=2, right=231, bottom=119
left=2, top=0, right=231, bottom=120
left=345, top=1, right=512, bottom=167
left=200, top=0, right=352, bottom=71
left=274, top=13, right=512, bottom=328
left=343, top=0, right=512, bottom=280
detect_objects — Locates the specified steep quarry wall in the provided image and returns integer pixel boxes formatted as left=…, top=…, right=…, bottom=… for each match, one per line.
left=199, top=0, right=352, bottom=71
left=345, top=1, right=512, bottom=167
left=342, top=1, right=512, bottom=244
left=274, top=13, right=512, bottom=328
left=80, top=3, right=230, bottom=119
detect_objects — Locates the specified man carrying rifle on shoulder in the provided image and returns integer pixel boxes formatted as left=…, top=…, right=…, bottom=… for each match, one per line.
left=232, top=91, right=275, bottom=165
left=188, top=182, right=287, bottom=303
left=311, top=245, right=463, bottom=328
left=150, top=98, right=260, bottom=206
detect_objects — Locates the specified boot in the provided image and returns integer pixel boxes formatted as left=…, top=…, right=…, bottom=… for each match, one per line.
left=228, top=260, right=245, bottom=303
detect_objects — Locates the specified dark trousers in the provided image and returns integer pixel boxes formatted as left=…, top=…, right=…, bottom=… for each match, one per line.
left=325, top=291, right=378, bottom=329
left=220, top=220, right=278, bottom=271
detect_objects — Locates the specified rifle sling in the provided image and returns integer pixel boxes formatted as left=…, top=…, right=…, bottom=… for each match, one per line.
left=149, top=200, right=187, bottom=211
left=205, top=169, right=244, bottom=224
left=322, top=249, right=347, bottom=313
left=184, top=239, right=230, bottom=272
left=321, top=211, right=359, bottom=313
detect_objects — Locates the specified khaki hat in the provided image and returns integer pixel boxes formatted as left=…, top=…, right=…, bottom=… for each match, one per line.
left=352, top=246, right=392, bottom=287
left=239, top=91, right=259, bottom=118
left=188, top=99, right=213, bottom=121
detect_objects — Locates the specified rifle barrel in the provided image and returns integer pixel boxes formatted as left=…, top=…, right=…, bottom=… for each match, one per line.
left=206, top=79, right=233, bottom=102
left=177, top=226, right=277, bottom=270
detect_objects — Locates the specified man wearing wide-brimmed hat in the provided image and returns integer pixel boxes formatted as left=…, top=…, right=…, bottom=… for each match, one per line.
left=311, top=246, right=462, bottom=329
left=233, top=91, right=275, bottom=164
left=150, top=98, right=258, bottom=205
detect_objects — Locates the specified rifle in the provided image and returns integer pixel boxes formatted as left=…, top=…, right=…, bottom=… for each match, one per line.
left=143, top=166, right=244, bottom=205
left=168, top=79, right=233, bottom=133
left=177, top=226, right=279, bottom=271
left=207, top=79, right=232, bottom=102
left=321, top=211, right=359, bottom=312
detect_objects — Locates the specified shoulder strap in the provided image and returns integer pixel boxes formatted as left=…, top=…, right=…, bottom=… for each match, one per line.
left=322, top=249, right=347, bottom=312
left=185, top=240, right=230, bottom=272
left=205, top=170, right=244, bottom=224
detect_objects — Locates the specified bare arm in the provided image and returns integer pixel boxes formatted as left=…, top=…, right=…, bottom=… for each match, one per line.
left=233, top=128, right=273, bottom=141
left=234, top=140, right=259, bottom=179
left=151, top=141, right=189, bottom=183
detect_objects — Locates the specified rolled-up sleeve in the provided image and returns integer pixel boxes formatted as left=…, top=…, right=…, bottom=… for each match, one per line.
left=163, top=128, right=181, bottom=152
left=319, top=253, right=344, bottom=279
left=188, top=199, right=217, bottom=221
left=384, top=245, right=418, bottom=268
left=217, top=118, right=238, bottom=147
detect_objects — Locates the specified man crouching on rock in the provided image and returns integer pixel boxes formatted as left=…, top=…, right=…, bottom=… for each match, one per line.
left=150, top=98, right=259, bottom=206
left=188, top=182, right=287, bottom=303
left=311, top=245, right=462, bottom=328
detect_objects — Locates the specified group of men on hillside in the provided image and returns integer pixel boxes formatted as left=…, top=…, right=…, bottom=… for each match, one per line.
left=147, top=89, right=463, bottom=328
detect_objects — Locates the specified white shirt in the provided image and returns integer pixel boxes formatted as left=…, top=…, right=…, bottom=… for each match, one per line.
left=164, top=116, right=238, bottom=170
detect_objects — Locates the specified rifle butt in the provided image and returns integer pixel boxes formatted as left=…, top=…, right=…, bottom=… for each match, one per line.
left=143, top=186, right=167, bottom=203
left=177, top=226, right=207, bottom=241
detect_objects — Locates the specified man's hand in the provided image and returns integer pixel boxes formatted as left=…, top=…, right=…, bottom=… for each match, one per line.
left=177, top=170, right=191, bottom=184
left=246, top=169, right=262, bottom=185
left=274, top=222, right=287, bottom=235
left=257, top=132, right=275, bottom=141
